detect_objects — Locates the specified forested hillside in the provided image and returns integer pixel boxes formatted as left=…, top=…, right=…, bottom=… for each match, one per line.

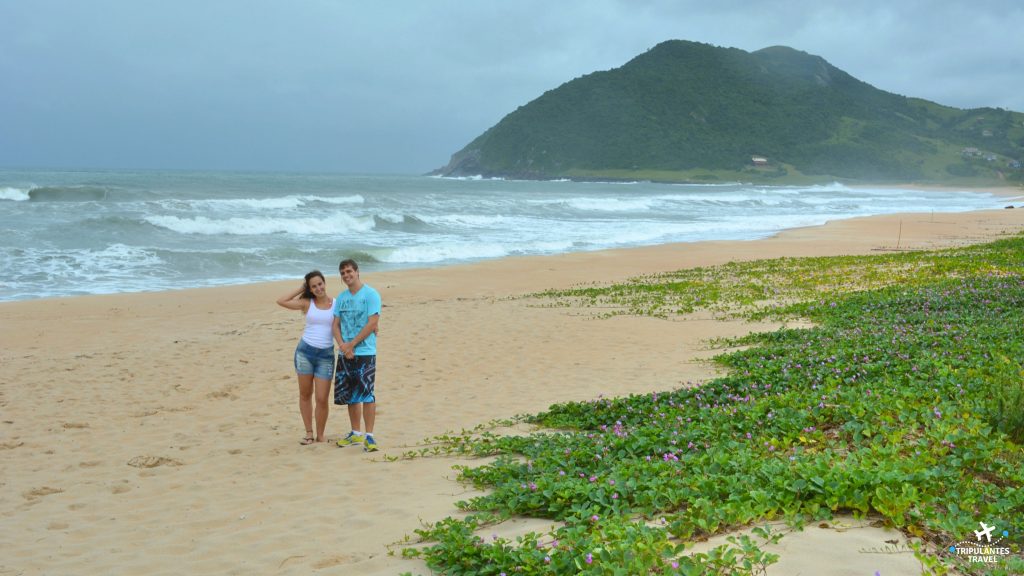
left=436, top=41, right=1024, bottom=184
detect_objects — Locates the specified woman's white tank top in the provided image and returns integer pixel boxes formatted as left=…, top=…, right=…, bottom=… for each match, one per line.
left=301, top=298, right=335, bottom=349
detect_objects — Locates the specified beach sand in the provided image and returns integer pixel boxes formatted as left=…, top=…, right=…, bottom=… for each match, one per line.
left=3, top=203, right=1023, bottom=575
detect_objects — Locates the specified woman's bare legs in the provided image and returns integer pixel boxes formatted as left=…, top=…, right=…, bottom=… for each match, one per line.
left=298, top=373, right=315, bottom=443
left=313, top=376, right=331, bottom=442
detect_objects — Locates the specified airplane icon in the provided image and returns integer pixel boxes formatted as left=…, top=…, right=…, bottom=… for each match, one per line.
left=974, top=522, right=995, bottom=542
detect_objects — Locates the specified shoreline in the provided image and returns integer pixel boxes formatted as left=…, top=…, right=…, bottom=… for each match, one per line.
left=431, top=167, right=1024, bottom=191
left=0, top=180, right=1015, bottom=305
left=3, top=187, right=1023, bottom=307
left=3, top=206, right=1024, bottom=575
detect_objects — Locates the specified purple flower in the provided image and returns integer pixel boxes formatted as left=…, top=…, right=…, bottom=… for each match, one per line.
left=585, top=553, right=593, bottom=564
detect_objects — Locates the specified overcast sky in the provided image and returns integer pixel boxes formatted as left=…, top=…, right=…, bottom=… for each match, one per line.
left=2, top=1, right=1022, bottom=174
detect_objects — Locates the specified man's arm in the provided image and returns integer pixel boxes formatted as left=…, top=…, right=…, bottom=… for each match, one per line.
left=339, top=313, right=379, bottom=358
left=332, top=315, right=343, bottom=348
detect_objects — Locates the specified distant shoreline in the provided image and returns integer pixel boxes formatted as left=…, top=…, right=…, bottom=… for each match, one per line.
left=431, top=169, right=1024, bottom=191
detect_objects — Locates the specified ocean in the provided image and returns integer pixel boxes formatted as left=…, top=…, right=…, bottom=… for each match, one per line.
left=0, top=169, right=1006, bottom=301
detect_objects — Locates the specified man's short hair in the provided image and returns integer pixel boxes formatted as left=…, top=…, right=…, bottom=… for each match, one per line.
left=339, top=258, right=359, bottom=272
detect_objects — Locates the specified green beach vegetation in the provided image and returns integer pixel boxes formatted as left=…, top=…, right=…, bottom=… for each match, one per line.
left=400, top=235, right=1024, bottom=575
left=436, top=41, right=1024, bottom=187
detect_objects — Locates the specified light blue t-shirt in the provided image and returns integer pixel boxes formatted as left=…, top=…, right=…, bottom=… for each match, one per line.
left=333, top=284, right=381, bottom=356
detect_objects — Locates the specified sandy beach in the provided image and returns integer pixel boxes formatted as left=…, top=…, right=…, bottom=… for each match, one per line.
left=3, top=201, right=1023, bottom=575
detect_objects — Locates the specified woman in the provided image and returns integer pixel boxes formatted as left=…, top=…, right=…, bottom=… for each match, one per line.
left=276, top=270, right=335, bottom=444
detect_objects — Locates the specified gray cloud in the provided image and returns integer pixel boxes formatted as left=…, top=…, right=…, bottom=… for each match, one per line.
left=2, top=0, right=1022, bottom=173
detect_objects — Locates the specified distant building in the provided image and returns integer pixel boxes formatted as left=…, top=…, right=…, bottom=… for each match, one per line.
left=1010, top=160, right=1022, bottom=169
left=751, top=156, right=768, bottom=166
left=982, top=129, right=993, bottom=137
left=961, top=147, right=981, bottom=157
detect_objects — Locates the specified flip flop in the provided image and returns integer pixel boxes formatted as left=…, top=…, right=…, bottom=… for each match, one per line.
left=299, top=434, right=315, bottom=445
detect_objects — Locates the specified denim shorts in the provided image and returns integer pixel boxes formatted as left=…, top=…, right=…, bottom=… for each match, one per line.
left=294, top=339, right=335, bottom=380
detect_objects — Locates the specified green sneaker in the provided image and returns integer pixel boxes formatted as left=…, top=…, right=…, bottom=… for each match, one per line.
left=363, top=435, right=379, bottom=452
left=336, top=431, right=363, bottom=447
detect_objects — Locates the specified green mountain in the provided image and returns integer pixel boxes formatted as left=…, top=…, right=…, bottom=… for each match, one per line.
left=436, top=40, right=1024, bottom=184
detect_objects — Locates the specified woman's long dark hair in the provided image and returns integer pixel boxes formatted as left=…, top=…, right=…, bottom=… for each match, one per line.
left=302, top=270, right=325, bottom=300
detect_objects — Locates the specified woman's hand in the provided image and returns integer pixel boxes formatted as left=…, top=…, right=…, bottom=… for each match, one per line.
left=276, top=282, right=308, bottom=310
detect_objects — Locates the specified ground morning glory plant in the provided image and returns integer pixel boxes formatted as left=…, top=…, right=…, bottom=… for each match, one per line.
left=401, top=235, right=1024, bottom=576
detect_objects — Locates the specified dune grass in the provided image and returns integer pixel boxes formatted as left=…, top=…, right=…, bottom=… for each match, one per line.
left=402, top=235, right=1024, bottom=576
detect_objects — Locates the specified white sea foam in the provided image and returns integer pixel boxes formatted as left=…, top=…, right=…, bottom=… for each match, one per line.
left=308, top=194, right=366, bottom=205
left=530, top=239, right=577, bottom=252
left=798, top=182, right=853, bottom=193
left=564, top=197, right=658, bottom=212
left=0, top=187, right=31, bottom=201
left=185, top=194, right=365, bottom=211
left=418, top=213, right=520, bottom=228
left=380, top=242, right=510, bottom=263
left=144, top=211, right=374, bottom=235
left=191, top=197, right=307, bottom=210
left=1, top=244, right=165, bottom=294
left=437, top=174, right=487, bottom=181
left=0, top=169, right=1007, bottom=301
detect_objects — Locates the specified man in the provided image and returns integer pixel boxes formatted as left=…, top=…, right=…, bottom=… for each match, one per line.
left=332, top=258, right=382, bottom=452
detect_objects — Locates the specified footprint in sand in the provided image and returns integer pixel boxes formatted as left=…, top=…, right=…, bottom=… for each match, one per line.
left=127, top=455, right=183, bottom=469
left=79, top=460, right=102, bottom=468
left=62, top=422, right=90, bottom=429
left=206, top=389, right=238, bottom=400
left=23, top=486, right=63, bottom=501
left=312, top=555, right=355, bottom=569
